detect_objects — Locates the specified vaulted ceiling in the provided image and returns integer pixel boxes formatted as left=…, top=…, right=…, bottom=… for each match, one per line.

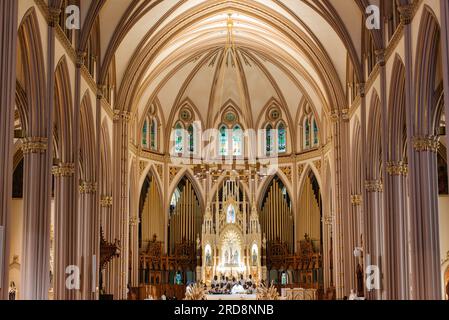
left=73, top=0, right=405, bottom=127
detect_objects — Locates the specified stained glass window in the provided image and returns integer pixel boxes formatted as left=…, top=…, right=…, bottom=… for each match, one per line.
left=232, top=125, right=243, bottom=156
left=142, top=119, right=148, bottom=147
left=150, top=118, right=157, bottom=150
left=304, top=119, right=310, bottom=149
left=266, top=125, right=273, bottom=155
left=313, top=118, right=319, bottom=146
left=227, top=205, right=236, bottom=224
left=278, top=122, right=286, bottom=153
left=219, top=125, right=228, bottom=156
left=175, top=123, right=183, bottom=153
left=188, top=124, right=194, bottom=153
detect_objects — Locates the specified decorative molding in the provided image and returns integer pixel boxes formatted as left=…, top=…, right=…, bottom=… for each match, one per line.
left=21, top=137, right=48, bottom=154
left=386, top=161, right=408, bottom=176
left=79, top=181, right=97, bottom=194
left=413, top=136, right=440, bottom=153
left=365, top=180, right=383, bottom=193
left=113, top=110, right=132, bottom=122
left=139, top=161, right=148, bottom=176
left=169, top=166, right=181, bottom=184
left=298, top=164, right=305, bottom=181
left=100, top=196, right=113, bottom=207
left=129, top=217, right=140, bottom=226
left=279, top=166, right=292, bottom=182
left=155, top=164, right=164, bottom=181
left=398, top=4, right=414, bottom=25
left=313, top=160, right=322, bottom=174
left=357, top=83, right=366, bottom=98
left=323, top=215, right=334, bottom=226
left=48, top=7, right=61, bottom=27
left=350, top=194, right=362, bottom=206
left=375, top=49, right=386, bottom=67
left=52, top=163, right=75, bottom=177
left=76, top=51, right=86, bottom=68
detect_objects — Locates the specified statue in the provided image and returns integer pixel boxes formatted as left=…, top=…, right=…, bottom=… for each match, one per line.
left=234, top=250, right=239, bottom=264
left=252, top=248, right=258, bottom=266
left=205, top=248, right=212, bottom=266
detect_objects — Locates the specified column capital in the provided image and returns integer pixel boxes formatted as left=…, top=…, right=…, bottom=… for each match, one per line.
left=52, top=163, right=75, bottom=177
left=79, top=181, right=97, bottom=194
left=330, top=110, right=340, bottom=123
left=113, top=110, right=132, bottom=122
left=365, top=180, right=383, bottom=193
left=386, top=161, right=408, bottom=176
left=100, top=196, right=113, bottom=207
left=350, top=194, right=363, bottom=206
left=413, top=135, right=440, bottom=153
left=398, top=4, right=414, bottom=25
left=21, top=137, right=48, bottom=154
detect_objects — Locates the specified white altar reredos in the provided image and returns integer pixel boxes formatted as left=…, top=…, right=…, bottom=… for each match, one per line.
left=200, top=179, right=265, bottom=284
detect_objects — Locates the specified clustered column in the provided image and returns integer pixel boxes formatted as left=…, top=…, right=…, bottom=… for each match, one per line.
left=112, top=110, right=131, bottom=300
left=0, top=0, right=18, bottom=300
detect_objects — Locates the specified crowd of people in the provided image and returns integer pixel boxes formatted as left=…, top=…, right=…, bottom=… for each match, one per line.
left=208, top=274, right=258, bottom=294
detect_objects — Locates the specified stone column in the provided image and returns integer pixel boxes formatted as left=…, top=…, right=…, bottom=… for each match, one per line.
left=377, top=48, right=410, bottom=300
left=129, top=159, right=140, bottom=288
left=330, top=110, right=352, bottom=299
left=441, top=0, right=449, bottom=179
left=0, top=0, right=18, bottom=300
left=20, top=137, right=52, bottom=300
left=364, top=179, right=383, bottom=300
left=401, top=5, right=442, bottom=300
left=100, top=196, right=113, bottom=294
left=20, top=5, right=58, bottom=299
left=53, top=163, right=77, bottom=300
left=79, top=181, right=98, bottom=300
left=112, top=110, right=131, bottom=299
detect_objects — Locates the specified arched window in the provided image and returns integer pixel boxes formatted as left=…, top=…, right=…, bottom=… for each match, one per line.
left=304, top=119, right=310, bottom=149
left=219, top=125, right=228, bottom=156
left=188, top=124, right=194, bottom=154
left=266, top=124, right=273, bottom=155
left=142, top=118, right=149, bottom=148
left=313, top=118, right=319, bottom=146
left=232, top=125, right=243, bottom=156
left=150, top=118, right=157, bottom=150
left=174, top=123, right=184, bottom=154
left=227, top=205, right=236, bottom=224
left=278, top=122, right=286, bottom=153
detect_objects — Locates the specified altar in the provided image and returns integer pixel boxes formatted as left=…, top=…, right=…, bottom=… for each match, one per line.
left=199, top=179, right=265, bottom=284
left=206, top=294, right=257, bottom=301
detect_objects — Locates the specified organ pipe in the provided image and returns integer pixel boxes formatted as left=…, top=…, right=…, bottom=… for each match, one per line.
left=141, top=177, right=163, bottom=249
left=298, top=176, right=321, bottom=242
left=169, top=180, right=200, bottom=253
left=261, top=179, right=294, bottom=252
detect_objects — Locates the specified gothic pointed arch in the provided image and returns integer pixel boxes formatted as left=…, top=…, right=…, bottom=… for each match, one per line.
left=414, top=5, right=441, bottom=135
left=80, top=92, right=96, bottom=181
left=54, top=56, right=73, bottom=162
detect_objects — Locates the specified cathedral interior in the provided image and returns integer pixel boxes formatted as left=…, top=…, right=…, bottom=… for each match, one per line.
left=0, top=0, right=449, bottom=301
